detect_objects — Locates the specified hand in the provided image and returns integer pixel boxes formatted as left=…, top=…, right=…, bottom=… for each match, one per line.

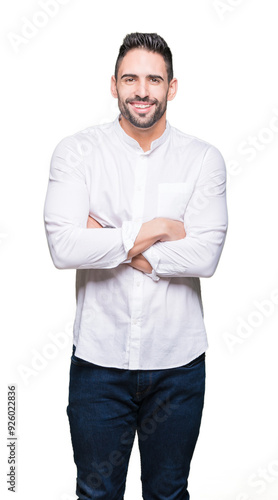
left=87, top=216, right=103, bottom=229
left=127, top=254, right=152, bottom=273
left=158, top=218, right=186, bottom=242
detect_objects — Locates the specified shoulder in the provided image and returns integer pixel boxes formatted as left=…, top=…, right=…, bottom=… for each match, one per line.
left=54, top=121, right=115, bottom=154
left=50, top=121, right=116, bottom=175
left=169, top=124, right=224, bottom=160
left=168, top=125, right=226, bottom=182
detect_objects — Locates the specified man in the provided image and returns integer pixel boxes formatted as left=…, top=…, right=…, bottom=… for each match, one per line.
left=44, top=32, right=228, bottom=500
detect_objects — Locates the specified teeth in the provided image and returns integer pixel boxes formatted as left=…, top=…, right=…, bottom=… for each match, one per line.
left=134, top=104, right=151, bottom=108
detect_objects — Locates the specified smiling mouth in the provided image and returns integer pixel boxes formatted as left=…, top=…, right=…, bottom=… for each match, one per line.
left=128, top=101, right=155, bottom=113
left=133, top=103, right=152, bottom=109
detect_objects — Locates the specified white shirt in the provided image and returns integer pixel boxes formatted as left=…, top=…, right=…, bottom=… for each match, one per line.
left=44, top=116, right=228, bottom=370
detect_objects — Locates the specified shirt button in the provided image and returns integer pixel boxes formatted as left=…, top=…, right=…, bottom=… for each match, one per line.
left=136, top=282, right=141, bottom=287
left=132, top=318, right=137, bottom=325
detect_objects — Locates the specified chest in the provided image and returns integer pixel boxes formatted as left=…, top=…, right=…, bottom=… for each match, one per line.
left=84, top=147, right=200, bottom=226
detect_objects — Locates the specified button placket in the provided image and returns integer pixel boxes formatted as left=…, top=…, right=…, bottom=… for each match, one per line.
left=128, top=154, right=148, bottom=369
left=131, top=155, right=148, bottom=220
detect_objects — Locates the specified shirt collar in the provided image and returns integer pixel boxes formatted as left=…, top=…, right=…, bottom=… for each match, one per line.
left=113, top=114, right=170, bottom=154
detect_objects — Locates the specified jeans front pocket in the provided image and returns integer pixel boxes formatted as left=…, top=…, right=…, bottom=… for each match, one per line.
left=184, top=352, right=206, bottom=368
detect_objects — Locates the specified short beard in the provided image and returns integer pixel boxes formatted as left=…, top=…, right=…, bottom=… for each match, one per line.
left=118, top=97, right=168, bottom=129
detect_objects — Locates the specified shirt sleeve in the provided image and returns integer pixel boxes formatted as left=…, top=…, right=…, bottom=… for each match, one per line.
left=142, top=145, right=228, bottom=279
left=44, top=136, right=142, bottom=270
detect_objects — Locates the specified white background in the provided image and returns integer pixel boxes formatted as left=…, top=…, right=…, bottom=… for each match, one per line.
left=1, top=1, right=278, bottom=499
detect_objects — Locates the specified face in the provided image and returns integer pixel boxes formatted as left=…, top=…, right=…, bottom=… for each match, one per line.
left=111, top=48, right=177, bottom=130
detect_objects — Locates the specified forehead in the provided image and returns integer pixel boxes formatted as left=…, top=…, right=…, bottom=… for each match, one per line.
left=118, top=48, right=167, bottom=77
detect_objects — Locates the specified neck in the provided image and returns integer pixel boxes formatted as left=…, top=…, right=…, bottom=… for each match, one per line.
left=119, top=114, right=166, bottom=152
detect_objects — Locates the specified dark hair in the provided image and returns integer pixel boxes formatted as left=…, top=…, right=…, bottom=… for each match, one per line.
left=115, top=32, right=173, bottom=83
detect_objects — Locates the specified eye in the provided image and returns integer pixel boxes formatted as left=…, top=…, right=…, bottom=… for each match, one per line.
left=125, top=78, right=135, bottom=83
left=149, top=77, right=160, bottom=84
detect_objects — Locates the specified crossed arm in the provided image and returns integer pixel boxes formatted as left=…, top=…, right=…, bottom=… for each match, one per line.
left=44, top=137, right=227, bottom=277
left=87, top=215, right=186, bottom=274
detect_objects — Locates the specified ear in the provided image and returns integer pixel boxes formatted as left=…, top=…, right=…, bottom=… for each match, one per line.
left=111, top=75, right=118, bottom=99
left=167, top=78, right=178, bottom=101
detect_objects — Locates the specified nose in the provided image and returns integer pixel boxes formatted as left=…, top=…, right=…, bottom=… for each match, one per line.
left=135, top=79, right=149, bottom=99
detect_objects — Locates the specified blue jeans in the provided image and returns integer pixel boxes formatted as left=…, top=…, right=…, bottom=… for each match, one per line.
left=67, top=346, right=206, bottom=500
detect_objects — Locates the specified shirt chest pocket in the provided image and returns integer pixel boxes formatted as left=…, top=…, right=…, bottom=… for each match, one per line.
left=157, top=183, right=193, bottom=221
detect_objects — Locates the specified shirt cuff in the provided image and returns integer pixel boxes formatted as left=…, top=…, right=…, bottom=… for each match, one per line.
left=122, top=219, right=142, bottom=256
left=144, top=269, right=160, bottom=281
left=142, top=247, right=160, bottom=281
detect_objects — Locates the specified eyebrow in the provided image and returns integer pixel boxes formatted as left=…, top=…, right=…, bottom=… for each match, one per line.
left=121, top=73, right=164, bottom=81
